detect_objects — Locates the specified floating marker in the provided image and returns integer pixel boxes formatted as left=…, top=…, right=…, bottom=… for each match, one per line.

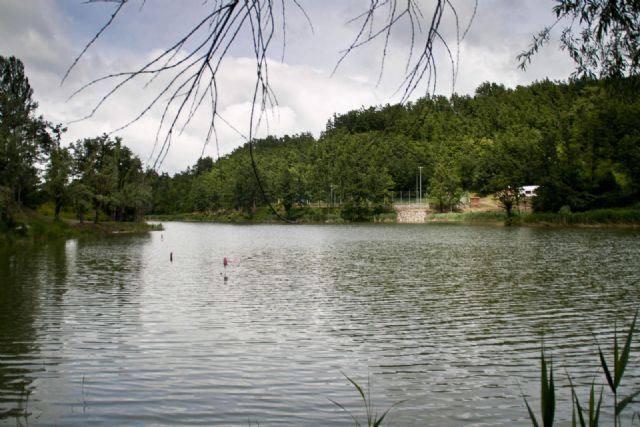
left=170, top=252, right=173, bottom=262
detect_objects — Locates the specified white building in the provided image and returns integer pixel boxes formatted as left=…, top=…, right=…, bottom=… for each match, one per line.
left=520, top=185, right=539, bottom=198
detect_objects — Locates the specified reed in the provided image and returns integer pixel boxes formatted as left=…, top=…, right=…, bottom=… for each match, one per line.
left=330, top=374, right=402, bottom=427
left=525, top=309, right=639, bottom=427
left=524, top=349, right=555, bottom=427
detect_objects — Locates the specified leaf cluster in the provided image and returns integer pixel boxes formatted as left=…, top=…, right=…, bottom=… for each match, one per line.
left=150, top=76, right=640, bottom=218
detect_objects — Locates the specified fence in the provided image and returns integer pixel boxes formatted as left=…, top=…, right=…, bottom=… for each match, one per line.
left=391, top=191, right=428, bottom=205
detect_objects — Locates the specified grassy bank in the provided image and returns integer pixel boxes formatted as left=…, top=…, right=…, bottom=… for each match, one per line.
left=1, top=207, right=160, bottom=243
left=521, top=207, right=640, bottom=227
left=147, top=206, right=383, bottom=224
left=425, top=211, right=507, bottom=223
left=146, top=206, right=640, bottom=227
left=425, top=207, right=640, bottom=226
left=1, top=218, right=160, bottom=243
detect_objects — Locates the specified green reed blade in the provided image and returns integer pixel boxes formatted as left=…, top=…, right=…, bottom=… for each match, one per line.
left=541, top=352, right=549, bottom=406
left=614, top=310, right=637, bottom=389
left=588, top=382, right=595, bottom=423
left=598, top=345, right=615, bottom=393
left=540, top=351, right=555, bottom=427
left=614, top=327, right=620, bottom=383
left=328, top=397, right=361, bottom=427
left=591, top=384, right=603, bottom=427
left=616, top=389, right=640, bottom=417
left=372, top=400, right=405, bottom=427
left=566, top=372, right=586, bottom=427
left=524, top=396, right=541, bottom=427
left=373, top=409, right=391, bottom=427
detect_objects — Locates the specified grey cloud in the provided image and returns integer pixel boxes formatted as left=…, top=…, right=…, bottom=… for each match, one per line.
left=0, top=0, right=576, bottom=173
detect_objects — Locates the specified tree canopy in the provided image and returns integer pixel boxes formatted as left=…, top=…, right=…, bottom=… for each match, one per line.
left=519, top=0, right=640, bottom=78
left=0, top=55, right=151, bottom=225
left=0, top=56, right=51, bottom=215
left=145, top=76, right=640, bottom=218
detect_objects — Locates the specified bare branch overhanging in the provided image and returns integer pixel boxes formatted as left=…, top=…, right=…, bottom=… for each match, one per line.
left=63, top=0, right=473, bottom=169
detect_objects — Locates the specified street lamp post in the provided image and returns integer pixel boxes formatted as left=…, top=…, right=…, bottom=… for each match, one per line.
left=418, top=166, right=423, bottom=204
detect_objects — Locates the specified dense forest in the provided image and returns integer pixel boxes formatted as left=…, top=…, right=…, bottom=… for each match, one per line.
left=2, top=53, right=640, bottom=225
left=0, top=56, right=151, bottom=226
left=147, top=76, right=640, bottom=221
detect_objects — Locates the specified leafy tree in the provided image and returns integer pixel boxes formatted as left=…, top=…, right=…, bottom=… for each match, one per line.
left=147, top=171, right=177, bottom=214
left=68, top=134, right=151, bottom=222
left=146, top=76, right=640, bottom=219
left=45, top=139, right=72, bottom=220
left=0, top=185, right=11, bottom=222
left=481, top=127, right=544, bottom=217
left=519, top=0, right=640, bottom=78
left=429, top=156, right=463, bottom=213
left=188, top=168, right=223, bottom=212
left=193, top=156, right=214, bottom=176
left=68, top=181, right=93, bottom=224
left=0, top=56, right=50, bottom=208
left=71, top=135, right=120, bottom=223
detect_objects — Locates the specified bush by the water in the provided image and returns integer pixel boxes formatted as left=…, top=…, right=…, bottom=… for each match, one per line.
left=524, top=208, right=640, bottom=226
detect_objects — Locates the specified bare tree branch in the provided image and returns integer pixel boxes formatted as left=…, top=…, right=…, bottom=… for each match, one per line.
left=65, top=0, right=473, bottom=167
left=63, top=0, right=474, bottom=222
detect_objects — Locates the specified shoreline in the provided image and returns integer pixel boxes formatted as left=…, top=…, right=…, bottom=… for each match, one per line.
left=4, top=207, right=639, bottom=243
left=146, top=207, right=640, bottom=228
left=0, top=216, right=160, bottom=243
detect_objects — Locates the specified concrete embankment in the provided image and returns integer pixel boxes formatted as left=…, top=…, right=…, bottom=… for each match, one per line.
left=394, top=204, right=428, bottom=223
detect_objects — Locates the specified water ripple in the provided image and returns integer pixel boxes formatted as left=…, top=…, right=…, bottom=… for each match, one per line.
left=1, top=224, right=639, bottom=425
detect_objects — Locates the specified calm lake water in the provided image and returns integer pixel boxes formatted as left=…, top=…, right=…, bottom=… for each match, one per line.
left=1, top=223, right=640, bottom=426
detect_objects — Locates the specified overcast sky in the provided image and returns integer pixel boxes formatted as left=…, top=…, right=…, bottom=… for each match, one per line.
left=0, top=0, right=576, bottom=174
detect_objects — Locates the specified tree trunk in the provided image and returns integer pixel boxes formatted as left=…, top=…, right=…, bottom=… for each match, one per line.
left=54, top=199, right=62, bottom=220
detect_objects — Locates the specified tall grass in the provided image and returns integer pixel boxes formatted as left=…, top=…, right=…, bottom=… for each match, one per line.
left=524, top=349, right=555, bottom=427
left=525, top=309, right=639, bottom=426
left=524, top=208, right=640, bottom=226
left=330, top=374, right=402, bottom=427
left=425, top=211, right=507, bottom=222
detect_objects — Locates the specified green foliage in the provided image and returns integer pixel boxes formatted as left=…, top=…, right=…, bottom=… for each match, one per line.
left=0, top=56, right=52, bottom=209
left=330, top=374, right=402, bottom=427
left=0, top=185, right=11, bottom=221
left=568, top=375, right=603, bottom=427
left=3, top=54, right=640, bottom=225
left=44, top=128, right=71, bottom=219
left=519, top=0, right=640, bottom=79
left=426, top=211, right=507, bottom=222
left=70, top=134, right=150, bottom=223
left=524, top=208, right=640, bottom=225
left=598, top=310, right=638, bottom=426
left=146, top=77, right=640, bottom=221
left=524, top=350, right=556, bottom=427
left=429, top=154, right=463, bottom=212
left=525, top=309, right=639, bottom=427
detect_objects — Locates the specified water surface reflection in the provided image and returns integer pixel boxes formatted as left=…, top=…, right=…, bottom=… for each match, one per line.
left=1, top=224, right=639, bottom=426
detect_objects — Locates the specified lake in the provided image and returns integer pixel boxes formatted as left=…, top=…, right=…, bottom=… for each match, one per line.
left=1, top=223, right=639, bottom=426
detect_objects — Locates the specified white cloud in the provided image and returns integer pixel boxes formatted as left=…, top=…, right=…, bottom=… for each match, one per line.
left=0, top=0, right=577, bottom=174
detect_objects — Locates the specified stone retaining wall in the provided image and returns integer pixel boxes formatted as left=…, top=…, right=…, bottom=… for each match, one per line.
left=394, top=205, right=427, bottom=223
